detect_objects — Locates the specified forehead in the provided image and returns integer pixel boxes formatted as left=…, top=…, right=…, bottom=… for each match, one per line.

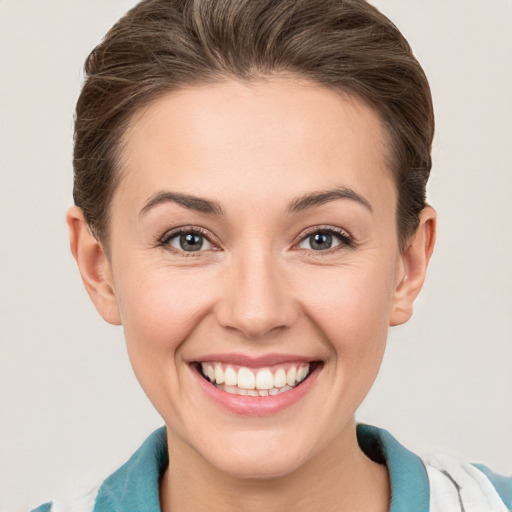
left=116, top=78, right=395, bottom=214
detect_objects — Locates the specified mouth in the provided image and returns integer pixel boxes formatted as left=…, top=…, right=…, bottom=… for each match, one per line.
left=192, top=360, right=322, bottom=397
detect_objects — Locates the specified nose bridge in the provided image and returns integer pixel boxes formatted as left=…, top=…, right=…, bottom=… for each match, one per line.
left=215, top=243, right=296, bottom=339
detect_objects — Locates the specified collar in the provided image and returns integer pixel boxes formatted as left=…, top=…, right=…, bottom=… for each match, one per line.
left=94, top=425, right=429, bottom=512
left=357, top=424, right=430, bottom=512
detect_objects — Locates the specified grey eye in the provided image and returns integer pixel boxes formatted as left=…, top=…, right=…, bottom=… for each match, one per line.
left=298, top=231, right=344, bottom=251
left=310, top=233, right=334, bottom=250
left=168, top=232, right=213, bottom=252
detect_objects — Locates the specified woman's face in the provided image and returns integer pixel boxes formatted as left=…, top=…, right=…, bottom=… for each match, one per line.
left=104, top=78, right=408, bottom=477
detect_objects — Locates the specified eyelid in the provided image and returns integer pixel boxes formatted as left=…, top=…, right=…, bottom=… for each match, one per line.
left=156, top=224, right=355, bottom=255
left=293, top=225, right=355, bottom=251
left=158, top=225, right=221, bottom=254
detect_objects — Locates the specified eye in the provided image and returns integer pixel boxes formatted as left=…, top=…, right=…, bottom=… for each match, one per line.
left=297, top=228, right=352, bottom=251
left=162, top=229, right=214, bottom=253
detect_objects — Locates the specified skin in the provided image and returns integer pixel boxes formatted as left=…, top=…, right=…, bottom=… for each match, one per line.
left=68, top=78, right=436, bottom=512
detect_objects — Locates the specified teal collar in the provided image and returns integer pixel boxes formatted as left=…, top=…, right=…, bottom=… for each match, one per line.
left=94, top=425, right=429, bottom=512
left=94, top=427, right=168, bottom=512
left=357, top=424, right=430, bottom=512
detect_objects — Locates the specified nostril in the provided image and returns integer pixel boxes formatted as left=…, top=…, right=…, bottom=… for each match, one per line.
left=214, top=303, right=297, bottom=340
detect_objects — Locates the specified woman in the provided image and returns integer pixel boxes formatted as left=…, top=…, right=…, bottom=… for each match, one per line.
left=31, top=0, right=511, bottom=511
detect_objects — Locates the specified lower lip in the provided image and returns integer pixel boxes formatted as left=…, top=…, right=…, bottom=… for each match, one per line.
left=191, top=364, right=321, bottom=416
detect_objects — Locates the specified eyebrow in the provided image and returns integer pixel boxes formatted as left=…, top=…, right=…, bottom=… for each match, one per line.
left=287, top=186, right=373, bottom=214
left=139, top=191, right=225, bottom=216
left=139, top=185, right=372, bottom=218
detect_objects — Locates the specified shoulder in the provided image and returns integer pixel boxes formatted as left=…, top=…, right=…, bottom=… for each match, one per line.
left=357, top=424, right=512, bottom=512
left=31, top=505, right=52, bottom=512
left=422, top=453, right=512, bottom=512
left=30, top=427, right=168, bottom=512
left=29, top=483, right=101, bottom=512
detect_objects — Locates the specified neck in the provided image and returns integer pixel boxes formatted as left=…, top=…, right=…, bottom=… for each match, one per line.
left=160, top=422, right=390, bottom=512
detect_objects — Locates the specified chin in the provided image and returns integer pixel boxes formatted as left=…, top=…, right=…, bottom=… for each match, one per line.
left=212, top=448, right=308, bottom=480
left=192, top=429, right=318, bottom=480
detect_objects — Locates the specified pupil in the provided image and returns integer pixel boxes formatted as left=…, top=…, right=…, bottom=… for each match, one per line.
left=180, top=233, right=203, bottom=251
left=311, top=233, right=332, bottom=250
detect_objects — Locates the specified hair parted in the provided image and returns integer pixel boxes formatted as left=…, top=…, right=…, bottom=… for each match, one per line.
left=74, top=0, right=434, bottom=250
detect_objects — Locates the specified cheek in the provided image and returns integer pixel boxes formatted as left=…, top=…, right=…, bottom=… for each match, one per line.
left=296, top=259, right=396, bottom=359
left=114, top=265, right=219, bottom=415
left=115, top=265, right=216, bottom=355
left=305, top=265, right=395, bottom=318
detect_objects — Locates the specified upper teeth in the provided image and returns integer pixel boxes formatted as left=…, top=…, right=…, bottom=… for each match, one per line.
left=201, top=362, right=311, bottom=390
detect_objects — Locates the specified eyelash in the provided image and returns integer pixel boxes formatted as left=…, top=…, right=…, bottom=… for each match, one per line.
left=157, top=225, right=355, bottom=256
left=294, top=226, right=355, bottom=253
left=158, top=226, right=219, bottom=257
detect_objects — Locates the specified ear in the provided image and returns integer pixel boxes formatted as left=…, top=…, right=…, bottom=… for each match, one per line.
left=389, top=206, right=437, bottom=326
left=66, top=206, right=121, bottom=325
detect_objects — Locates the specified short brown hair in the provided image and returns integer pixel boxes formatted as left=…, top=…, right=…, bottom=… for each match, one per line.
left=74, top=0, right=434, bottom=250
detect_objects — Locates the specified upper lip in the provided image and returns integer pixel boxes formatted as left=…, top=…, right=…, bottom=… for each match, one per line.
left=189, top=353, right=318, bottom=368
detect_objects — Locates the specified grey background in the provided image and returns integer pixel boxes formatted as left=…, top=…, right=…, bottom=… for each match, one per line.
left=1, top=1, right=511, bottom=510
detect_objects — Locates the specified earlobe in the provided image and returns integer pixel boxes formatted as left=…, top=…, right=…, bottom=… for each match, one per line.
left=66, top=206, right=121, bottom=325
left=389, top=206, right=437, bottom=326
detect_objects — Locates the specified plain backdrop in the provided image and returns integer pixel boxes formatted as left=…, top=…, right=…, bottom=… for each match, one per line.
left=1, top=1, right=511, bottom=510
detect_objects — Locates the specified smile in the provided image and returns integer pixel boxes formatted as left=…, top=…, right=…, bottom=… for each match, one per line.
left=198, top=362, right=315, bottom=396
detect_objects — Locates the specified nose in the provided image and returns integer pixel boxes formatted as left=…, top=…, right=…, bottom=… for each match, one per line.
left=214, top=250, right=298, bottom=340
